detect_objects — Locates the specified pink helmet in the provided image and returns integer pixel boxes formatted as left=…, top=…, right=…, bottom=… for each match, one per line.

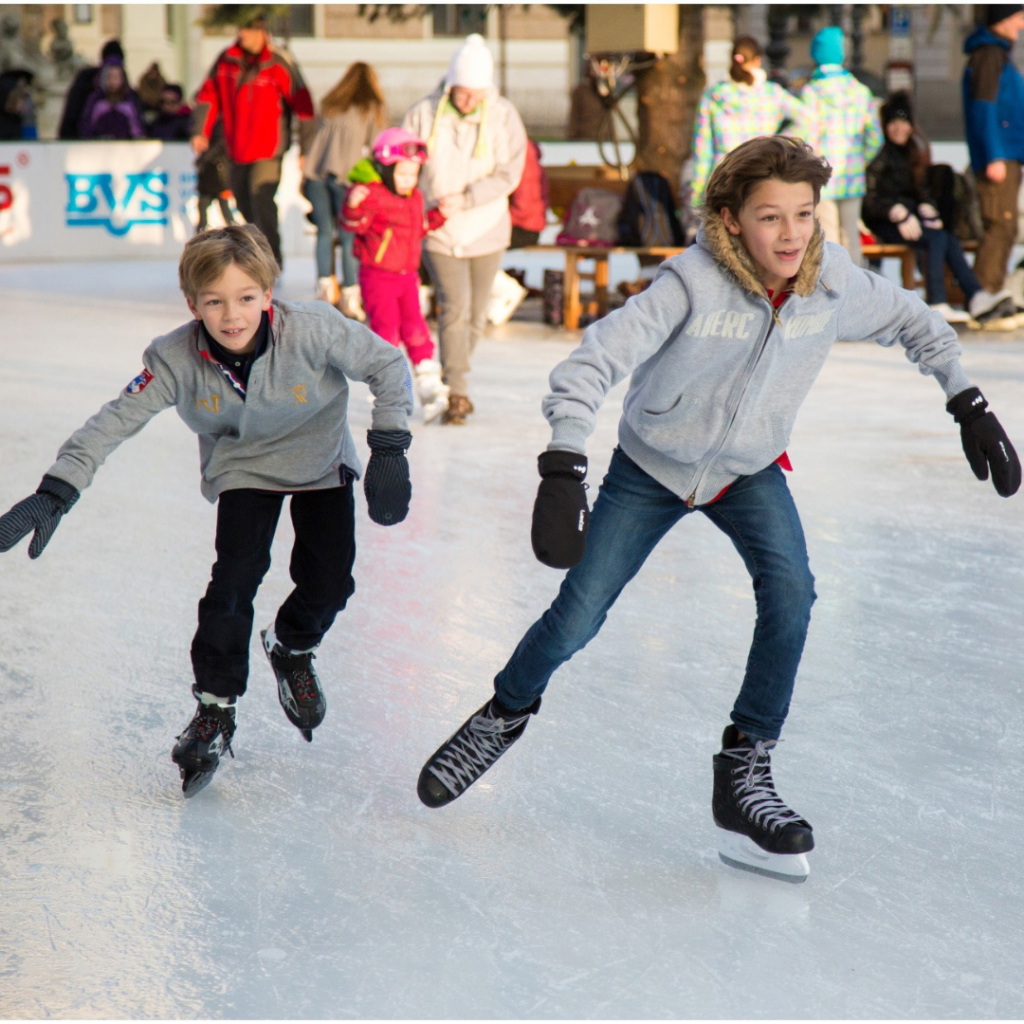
left=372, top=128, right=428, bottom=166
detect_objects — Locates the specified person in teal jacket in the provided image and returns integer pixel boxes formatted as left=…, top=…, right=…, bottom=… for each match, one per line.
left=799, top=26, right=881, bottom=267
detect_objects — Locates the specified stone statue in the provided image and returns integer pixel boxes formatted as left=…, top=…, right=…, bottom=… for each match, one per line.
left=0, top=12, right=32, bottom=74
left=47, top=18, right=84, bottom=81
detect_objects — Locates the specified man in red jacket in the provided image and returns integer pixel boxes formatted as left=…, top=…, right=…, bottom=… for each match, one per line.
left=191, top=14, right=316, bottom=267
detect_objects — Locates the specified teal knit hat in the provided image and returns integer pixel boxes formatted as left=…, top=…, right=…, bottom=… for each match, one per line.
left=810, top=26, right=845, bottom=66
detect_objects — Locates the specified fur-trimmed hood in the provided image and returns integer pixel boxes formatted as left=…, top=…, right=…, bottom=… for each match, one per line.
left=697, top=208, right=826, bottom=299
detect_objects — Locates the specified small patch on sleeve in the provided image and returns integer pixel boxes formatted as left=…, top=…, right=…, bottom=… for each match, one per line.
left=126, top=368, right=154, bottom=395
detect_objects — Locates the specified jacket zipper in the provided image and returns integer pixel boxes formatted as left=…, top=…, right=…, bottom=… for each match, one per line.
left=374, top=228, right=393, bottom=263
left=685, top=301, right=779, bottom=507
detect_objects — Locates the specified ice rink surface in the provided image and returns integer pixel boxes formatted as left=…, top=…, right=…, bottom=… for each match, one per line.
left=2, top=259, right=1023, bottom=1019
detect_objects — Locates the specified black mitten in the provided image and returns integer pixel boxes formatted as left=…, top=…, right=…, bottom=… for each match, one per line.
left=531, top=451, right=590, bottom=569
left=364, top=429, right=412, bottom=525
left=946, top=387, right=1021, bottom=497
left=0, top=475, right=80, bottom=559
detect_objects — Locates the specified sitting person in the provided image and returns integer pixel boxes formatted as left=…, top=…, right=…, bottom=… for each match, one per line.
left=863, top=92, right=995, bottom=325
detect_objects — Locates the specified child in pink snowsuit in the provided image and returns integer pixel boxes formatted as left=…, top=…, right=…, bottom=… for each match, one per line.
left=340, top=128, right=449, bottom=422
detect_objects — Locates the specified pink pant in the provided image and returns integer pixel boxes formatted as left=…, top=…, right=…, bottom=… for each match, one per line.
left=358, top=265, right=435, bottom=365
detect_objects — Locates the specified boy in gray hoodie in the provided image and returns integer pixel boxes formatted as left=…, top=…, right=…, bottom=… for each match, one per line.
left=417, top=136, right=1020, bottom=883
left=0, top=225, right=414, bottom=797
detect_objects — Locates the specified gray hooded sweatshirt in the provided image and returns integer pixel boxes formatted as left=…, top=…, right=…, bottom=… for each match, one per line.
left=46, top=300, right=413, bottom=502
left=544, top=212, right=971, bottom=506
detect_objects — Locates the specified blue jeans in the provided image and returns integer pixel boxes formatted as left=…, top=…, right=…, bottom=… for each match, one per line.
left=302, top=175, right=359, bottom=284
left=872, top=221, right=981, bottom=306
left=494, top=448, right=817, bottom=741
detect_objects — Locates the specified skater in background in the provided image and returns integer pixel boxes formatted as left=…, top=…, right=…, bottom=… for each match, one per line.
left=417, top=136, right=1020, bottom=883
left=863, top=91, right=983, bottom=325
left=194, top=120, right=234, bottom=232
left=191, top=11, right=317, bottom=269
left=798, top=25, right=881, bottom=267
left=302, top=60, right=386, bottom=319
left=0, top=224, right=414, bottom=797
left=402, top=33, right=527, bottom=425
left=340, top=128, right=450, bottom=423
left=689, top=35, right=806, bottom=208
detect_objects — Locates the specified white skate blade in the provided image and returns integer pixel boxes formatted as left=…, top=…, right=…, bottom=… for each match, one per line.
left=421, top=395, right=449, bottom=424
left=717, top=830, right=810, bottom=884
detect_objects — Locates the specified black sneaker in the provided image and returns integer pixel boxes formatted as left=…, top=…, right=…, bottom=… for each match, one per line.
left=261, top=627, right=326, bottom=742
left=172, top=701, right=236, bottom=797
left=418, top=696, right=541, bottom=807
left=712, top=725, right=813, bottom=856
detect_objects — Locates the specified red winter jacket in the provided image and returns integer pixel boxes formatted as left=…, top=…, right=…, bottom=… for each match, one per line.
left=509, top=139, right=549, bottom=233
left=192, top=42, right=316, bottom=164
left=340, top=183, right=446, bottom=275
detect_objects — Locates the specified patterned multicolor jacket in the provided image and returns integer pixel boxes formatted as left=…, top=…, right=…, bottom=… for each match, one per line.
left=799, top=67, right=882, bottom=200
left=690, top=79, right=806, bottom=206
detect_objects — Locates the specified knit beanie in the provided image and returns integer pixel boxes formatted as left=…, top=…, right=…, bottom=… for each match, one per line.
left=985, top=4, right=1023, bottom=26
left=810, top=26, right=845, bottom=67
left=880, top=91, right=914, bottom=127
left=446, top=33, right=494, bottom=89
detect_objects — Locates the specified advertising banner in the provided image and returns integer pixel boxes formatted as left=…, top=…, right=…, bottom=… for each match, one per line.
left=0, top=142, right=311, bottom=263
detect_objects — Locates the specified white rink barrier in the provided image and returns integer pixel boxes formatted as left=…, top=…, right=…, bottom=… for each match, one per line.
left=0, top=141, right=312, bottom=263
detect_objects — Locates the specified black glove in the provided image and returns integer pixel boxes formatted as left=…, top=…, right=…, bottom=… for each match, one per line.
left=0, top=475, right=80, bottom=559
left=363, top=429, right=412, bottom=526
left=531, top=451, right=590, bottom=569
left=946, top=387, right=1021, bottom=497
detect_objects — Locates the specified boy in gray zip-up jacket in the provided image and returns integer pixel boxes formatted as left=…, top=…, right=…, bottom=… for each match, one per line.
left=417, top=137, right=1020, bottom=883
left=0, top=225, right=415, bottom=797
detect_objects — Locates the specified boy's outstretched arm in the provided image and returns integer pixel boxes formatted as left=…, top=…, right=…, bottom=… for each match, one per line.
left=837, top=260, right=1020, bottom=496
left=0, top=347, right=177, bottom=558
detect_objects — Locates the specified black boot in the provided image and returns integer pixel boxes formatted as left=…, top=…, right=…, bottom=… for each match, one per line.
left=418, top=696, right=540, bottom=808
left=712, top=725, right=813, bottom=881
left=172, top=701, right=236, bottom=798
left=261, top=626, right=326, bottom=742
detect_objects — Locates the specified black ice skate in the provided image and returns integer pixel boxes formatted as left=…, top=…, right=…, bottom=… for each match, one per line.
left=418, top=696, right=540, bottom=808
left=172, top=701, right=236, bottom=798
left=260, top=625, right=325, bottom=742
left=712, top=724, right=814, bottom=883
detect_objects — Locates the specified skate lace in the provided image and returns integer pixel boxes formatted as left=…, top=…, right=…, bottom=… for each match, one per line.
left=275, top=650, right=319, bottom=704
left=728, top=741, right=803, bottom=835
left=429, top=707, right=528, bottom=796
left=180, top=707, right=235, bottom=759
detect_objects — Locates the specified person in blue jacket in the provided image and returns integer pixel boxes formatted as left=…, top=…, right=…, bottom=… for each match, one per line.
left=962, top=4, right=1024, bottom=312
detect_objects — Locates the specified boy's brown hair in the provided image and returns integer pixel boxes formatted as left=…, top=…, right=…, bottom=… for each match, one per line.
left=178, top=224, right=279, bottom=300
left=704, top=136, right=832, bottom=217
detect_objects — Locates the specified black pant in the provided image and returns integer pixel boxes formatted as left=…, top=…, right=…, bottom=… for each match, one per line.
left=190, top=486, right=356, bottom=700
left=229, top=157, right=283, bottom=266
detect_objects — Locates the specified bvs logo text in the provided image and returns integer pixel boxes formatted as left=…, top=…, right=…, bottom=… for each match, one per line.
left=65, top=171, right=169, bottom=236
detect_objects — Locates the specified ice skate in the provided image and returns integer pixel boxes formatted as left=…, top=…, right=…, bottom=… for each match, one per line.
left=339, top=284, right=366, bottom=322
left=172, top=700, right=236, bottom=798
left=418, top=695, right=540, bottom=807
left=260, top=625, right=325, bottom=742
left=315, top=275, right=340, bottom=306
left=712, top=725, right=813, bottom=883
left=413, top=358, right=449, bottom=424
left=968, top=289, right=1018, bottom=331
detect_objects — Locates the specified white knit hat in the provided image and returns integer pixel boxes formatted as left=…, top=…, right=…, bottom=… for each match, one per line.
left=446, top=33, right=494, bottom=89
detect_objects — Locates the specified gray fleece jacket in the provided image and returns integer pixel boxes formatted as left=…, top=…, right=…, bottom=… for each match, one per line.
left=545, top=212, right=971, bottom=506
left=47, top=300, right=413, bottom=502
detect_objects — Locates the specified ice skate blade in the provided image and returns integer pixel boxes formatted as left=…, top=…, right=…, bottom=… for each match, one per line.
left=717, top=831, right=810, bottom=883
left=180, top=768, right=216, bottom=798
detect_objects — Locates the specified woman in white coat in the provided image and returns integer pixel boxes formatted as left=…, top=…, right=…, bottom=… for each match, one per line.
left=403, top=34, right=527, bottom=424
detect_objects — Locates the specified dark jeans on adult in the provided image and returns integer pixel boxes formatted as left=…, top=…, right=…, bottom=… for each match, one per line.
left=974, top=159, right=1021, bottom=294
left=493, top=448, right=817, bottom=742
left=422, top=249, right=504, bottom=397
left=301, top=174, right=359, bottom=284
left=190, top=484, right=356, bottom=701
left=870, top=220, right=981, bottom=306
left=229, top=157, right=283, bottom=267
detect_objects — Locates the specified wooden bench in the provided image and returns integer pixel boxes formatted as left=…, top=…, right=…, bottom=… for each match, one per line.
left=862, top=239, right=979, bottom=296
left=521, top=244, right=685, bottom=329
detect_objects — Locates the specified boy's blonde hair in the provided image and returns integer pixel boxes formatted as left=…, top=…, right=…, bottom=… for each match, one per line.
left=704, top=136, right=832, bottom=217
left=178, top=224, right=279, bottom=301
